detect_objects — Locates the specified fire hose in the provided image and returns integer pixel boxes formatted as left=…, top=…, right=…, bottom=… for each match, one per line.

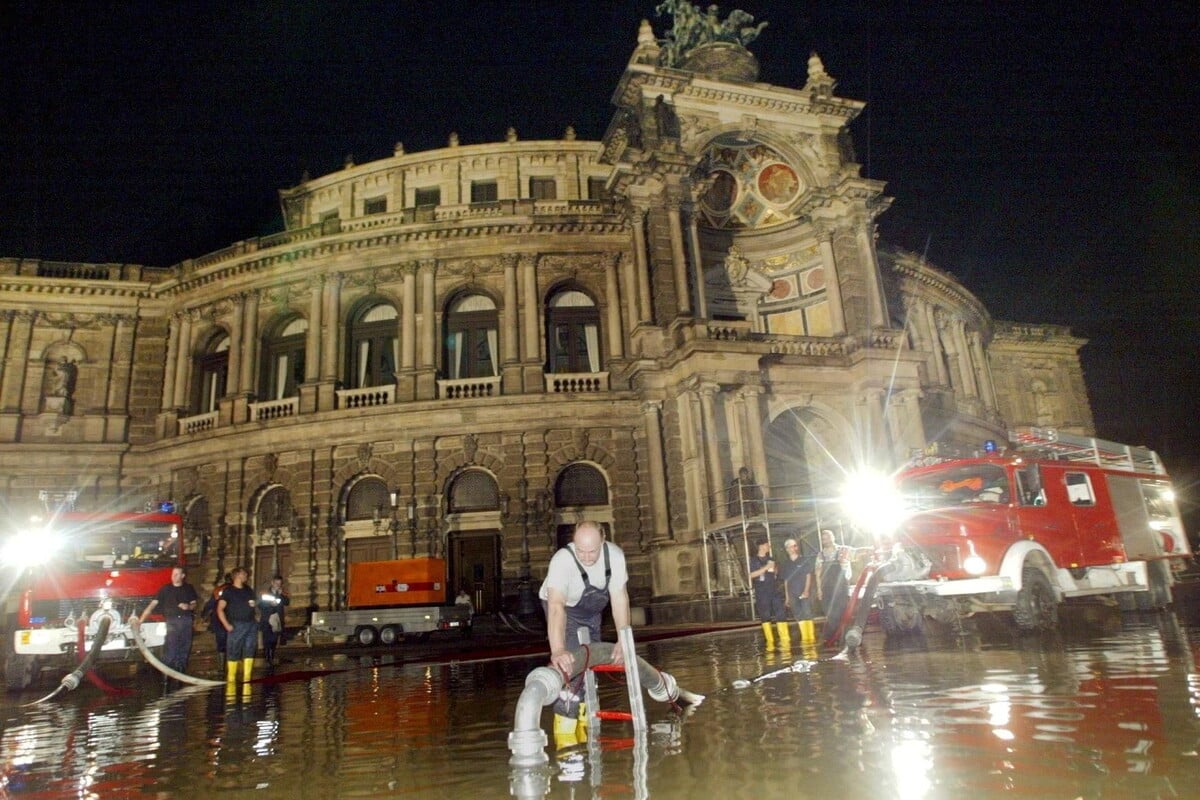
left=128, top=617, right=223, bottom=687
left=22, top=615, right=115, bottom=706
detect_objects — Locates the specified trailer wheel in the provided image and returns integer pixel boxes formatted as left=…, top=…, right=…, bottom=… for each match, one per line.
left=354, top=626, right=378, bottom=647
left=379, top=625, right=401, bottom=646
left=4, top=652, right=38, bottom=692
left=880, top=597, right=925, bottom=637
left=1134, top=560, right=1173, bottom=611
left=1014, top=565, right=1058, bottom=633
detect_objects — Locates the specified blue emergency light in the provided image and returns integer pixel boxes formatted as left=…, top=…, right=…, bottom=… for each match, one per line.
left=983, top=440, right=997, bottom=453
left=158, top=501, right=175, bottom=514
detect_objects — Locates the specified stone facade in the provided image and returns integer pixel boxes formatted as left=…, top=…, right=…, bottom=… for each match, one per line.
left=0, top=23, right=1095, bottom=622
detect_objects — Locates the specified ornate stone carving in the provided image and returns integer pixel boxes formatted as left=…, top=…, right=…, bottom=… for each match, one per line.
left=463, top=433, right=478, bottom=464
left=356, top=442, right=372, bottom=468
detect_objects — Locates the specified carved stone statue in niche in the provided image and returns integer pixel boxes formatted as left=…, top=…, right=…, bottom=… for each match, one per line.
left=43, top=355, right=79, bottom=416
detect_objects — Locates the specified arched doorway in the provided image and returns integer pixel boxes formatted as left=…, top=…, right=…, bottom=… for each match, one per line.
left=445, top=470, right=502, bottom=613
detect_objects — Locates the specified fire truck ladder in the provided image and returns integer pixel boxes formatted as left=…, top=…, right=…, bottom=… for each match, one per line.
left=1009, top=427, right=1164, bottom=474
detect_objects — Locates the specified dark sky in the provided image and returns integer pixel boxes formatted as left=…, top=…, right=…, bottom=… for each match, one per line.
left=3, top=2, right=1198, bottom=512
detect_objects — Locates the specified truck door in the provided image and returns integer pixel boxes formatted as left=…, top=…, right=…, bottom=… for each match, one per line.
left=1063, top=469, right=1125, bottom=565
left=450, top=532, right=499, bottom=614
left=1014, top=464, right=1083, bottom=568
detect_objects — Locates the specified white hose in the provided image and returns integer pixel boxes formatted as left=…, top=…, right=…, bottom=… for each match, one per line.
left=129, top=618, right=223, bottom=687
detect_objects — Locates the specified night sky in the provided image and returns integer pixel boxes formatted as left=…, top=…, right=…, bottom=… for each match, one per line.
left=3, top=2, right=1197, bottom=523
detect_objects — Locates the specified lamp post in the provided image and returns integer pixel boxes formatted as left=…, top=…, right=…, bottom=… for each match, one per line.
left=515, top=479, right=538, bottom=617
left=407, top=497, right=418, bottom=557
left=386, top=489, right=401, bottom=560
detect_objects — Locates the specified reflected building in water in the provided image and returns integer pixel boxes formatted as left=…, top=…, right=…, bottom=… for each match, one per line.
left=0, top=8, right=1094, bottom=623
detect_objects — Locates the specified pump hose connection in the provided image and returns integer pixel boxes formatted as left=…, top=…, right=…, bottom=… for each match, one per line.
left=22, top=615, right=115, bottom=706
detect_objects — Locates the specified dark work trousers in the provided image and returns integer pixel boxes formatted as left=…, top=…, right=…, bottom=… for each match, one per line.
left=227, top=620, right=258, bottom=662
left=163, top=616, right=194, bottom=674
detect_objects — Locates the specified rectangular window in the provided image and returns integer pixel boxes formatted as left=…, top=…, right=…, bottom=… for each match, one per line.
left=319, top=209, right=339, bottom=222
left=363, top=196, right=387, bottom=215
left=470, top=180, right=498, bottom=203
left=529, top=177, right=557, bottom=200
left=1065, top=472, right=1095, bottom=506
left=587, top=177, right=608, bottom=200
left=414, top=187, right=441, bottom=208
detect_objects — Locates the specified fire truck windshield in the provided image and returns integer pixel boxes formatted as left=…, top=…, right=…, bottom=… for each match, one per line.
left=899, top=464, right=1011, bottom=510
left=56, top=521, right=180, bottom=571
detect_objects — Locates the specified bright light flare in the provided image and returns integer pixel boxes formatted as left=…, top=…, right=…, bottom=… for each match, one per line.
left=1, top=528, right=63, bottom=568
left=840, top=468, right=907, bottom=539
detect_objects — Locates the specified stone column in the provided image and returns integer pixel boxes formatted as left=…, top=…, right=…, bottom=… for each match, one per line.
left=894, top=388, right=926, bottom=454
left=396, top=263, right=418, bottom=401
left=104, top=315, right=132, bottom=441
left=969, top=330, right=995, bottom=409
left=698, top=384, right=726, bottom=519
left=305, top=276, right=323, bottom=381
left=934, top=310, right=960, bottom=393
left=226, top=296, right=243, bottom=397
left=924, top=302, right=950, bottom=386
left=604, top=253, right=624, bottom=360
left=666, top=198, right=692, bottom=316
left=631, top=207, right=652, bottom=326
left=318, top=274, right=342, bottom=409
left=501, top=254, right=521, bottom=392
left=620, top=251, right=638, bottom=338
left=686, top=205, right=708, bottom=319
left=520, top=254, right=541, bottom=391
left=300, top=275, right=324, bottom=412
left=816, top=231, right=847, bottom=335
left=160, top=313, right=179, bottom=411
left=740, top=386, right=769, bottom=497
left=238, top=291, right=259, bottom=393
left=416, top=260, right=437, bottom=400
left=171, top=312, right=193, bottom=410
left=857, top=225, right=887, bottom=329
left=642, top=400, right=671, bottom=542
left=954, top=320, right=978, bottom=398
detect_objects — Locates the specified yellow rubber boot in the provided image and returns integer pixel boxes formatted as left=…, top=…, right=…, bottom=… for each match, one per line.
left=761, top=622, right=775, bottom=647
left=575, top=701, right=589, bottom=743
left=241, top=658, right=255, bottom=684
left=553, top=713, right=580, bottom=749
left=799, top=619, right=816, bottom=643
left=775, top=621, right=791, bottom=647
left=225, top=659, right=240, bottom=683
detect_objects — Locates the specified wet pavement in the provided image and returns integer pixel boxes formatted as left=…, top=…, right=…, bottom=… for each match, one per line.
left=3, top=604, right=1200, bottom=799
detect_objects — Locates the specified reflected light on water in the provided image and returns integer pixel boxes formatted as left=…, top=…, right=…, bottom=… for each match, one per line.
left=889, top=736, right=933, bottom=800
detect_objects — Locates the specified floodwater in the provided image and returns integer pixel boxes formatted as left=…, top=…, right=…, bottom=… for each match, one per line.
left=4, top=605, right=1200, bottom=799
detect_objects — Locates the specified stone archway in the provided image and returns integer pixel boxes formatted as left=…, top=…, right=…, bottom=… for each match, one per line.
left=763, top=405, right=851, bottom=543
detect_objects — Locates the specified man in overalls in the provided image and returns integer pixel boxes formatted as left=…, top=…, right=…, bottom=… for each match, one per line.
left=539, top=520, right=630, bottom=748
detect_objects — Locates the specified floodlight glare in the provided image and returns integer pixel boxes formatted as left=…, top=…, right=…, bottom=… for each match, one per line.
left=840, top=468, right=907, bottom=539
left=0, top=528, right=63, bottom=569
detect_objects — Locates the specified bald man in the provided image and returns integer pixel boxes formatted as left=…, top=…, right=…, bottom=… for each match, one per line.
left=539, top=520, right=630, bottom=747
left=539, top=520, right=630, bottom=673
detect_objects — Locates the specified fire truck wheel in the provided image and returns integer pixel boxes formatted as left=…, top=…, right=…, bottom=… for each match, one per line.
left=379, top=625, right=401, bottom=646
left=354, top=626, right=378, bottom=647
left=1014, top=566, right=1059, bottom=633
left=880, top=598, right=925, bottom=637
left=4, top=652, right=38, bottom=692
left=1131, top=560, right=1173, bottom=611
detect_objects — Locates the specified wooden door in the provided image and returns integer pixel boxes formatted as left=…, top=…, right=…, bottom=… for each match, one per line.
left=253, top=544, right=293, bottom=591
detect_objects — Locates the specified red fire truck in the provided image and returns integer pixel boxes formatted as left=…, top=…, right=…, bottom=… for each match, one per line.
left=2, top=502, right=185, bottom=690
left=857, top=428, right=1191, bottom=638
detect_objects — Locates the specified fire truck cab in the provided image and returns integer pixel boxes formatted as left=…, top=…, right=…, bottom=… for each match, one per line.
left=872, top=428, right=1191, bottom=636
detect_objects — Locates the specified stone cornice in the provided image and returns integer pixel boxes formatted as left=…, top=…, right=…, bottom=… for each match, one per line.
left=155, top=218, right=628, bottom=297
left=615, top=69, right=863, bottom=122
left=991, top=320, right=1086, bottom=346
left=0, top=277, right=154, bottom=300
left=887, top=249, right=990, bottom=325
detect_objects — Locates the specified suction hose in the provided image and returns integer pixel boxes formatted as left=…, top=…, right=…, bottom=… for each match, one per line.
left=22, top=615, right=114, bottom=706
left=508, top=641, right=704, bottom=768
left=129, top=617, right=223, bottom=687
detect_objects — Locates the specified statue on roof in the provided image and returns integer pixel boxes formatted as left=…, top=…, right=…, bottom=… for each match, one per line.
left=655, top=1, right=768, bottom=68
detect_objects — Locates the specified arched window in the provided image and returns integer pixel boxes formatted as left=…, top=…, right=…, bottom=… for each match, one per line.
left=260, top=316, right=308, bottom=400
left=554, top=463, right=609, bottom=506
left=347, top=302, right=398, bottom=389
left=193, top=333, right=229, bottom=414
left=345, top=476, right=390, bottom=521
left=444, top=294, right=498, bottom=379
left=447, top=470, right=499, bottom=513
left=256, top=485, right=292, bottom=528
left=546, top=289, right=601, bottom=373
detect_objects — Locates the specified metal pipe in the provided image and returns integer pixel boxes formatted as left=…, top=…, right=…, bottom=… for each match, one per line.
left=508, top=642, right=705, bottom=767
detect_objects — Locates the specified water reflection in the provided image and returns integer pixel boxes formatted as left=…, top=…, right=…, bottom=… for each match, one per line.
left=3, top=609, right=1200, bottom=798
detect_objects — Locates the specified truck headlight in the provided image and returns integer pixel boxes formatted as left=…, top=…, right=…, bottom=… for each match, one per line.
left=962, top=555, right=988, bottom=575
left=1, top=528, right=62, bottom=568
